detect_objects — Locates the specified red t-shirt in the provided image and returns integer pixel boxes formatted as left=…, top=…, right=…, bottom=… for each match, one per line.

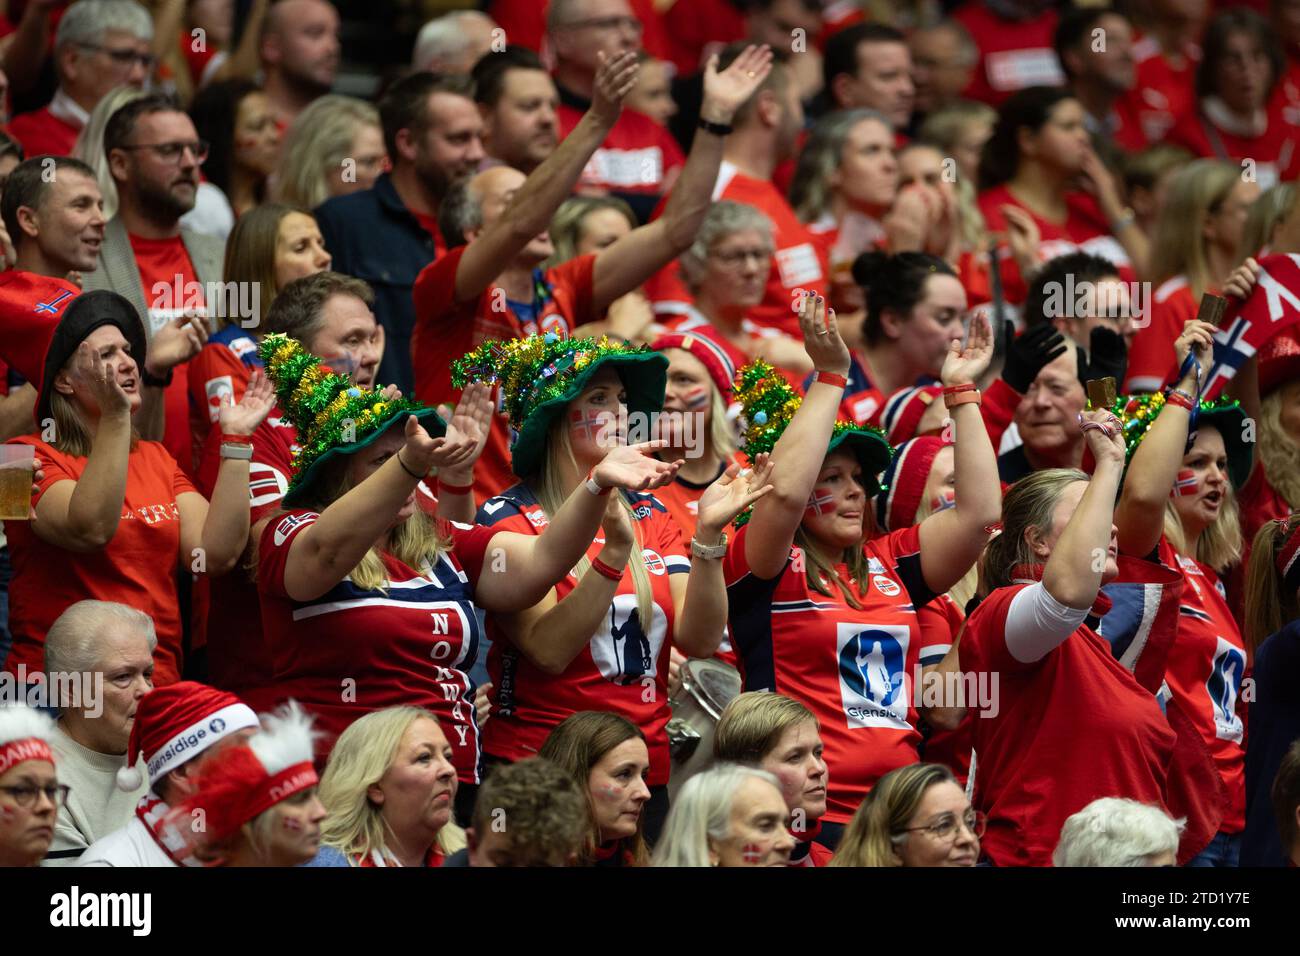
left=3, top=436, right=196, bottom=684
left=475, top=484, right=690, bottom=786
left=1272, top=53, right=1300, bottom=128
left=960, top=584, right=1176, bottom=866
left=557, top=102, right=684, bottom=202
left=952, top=3, right=1063, bottom=105
left=129, top=233, right=201, bottom=472
left=257, top=510, right=495, bottom=781
left=1167, top=105, right=1300, bottom=192
left=0, top=271, right=80, bottom=388
left=6, top=106, right=81, bottom=158
left=1119, top=34, right=1200, bottom=145
left=186, top=326, right=260, bottom=472
left=978, top=184, right=1132, bottom=275
left=410, top=246, right=599, bottom=502
left=646, top=162, right=828, bottom=337
left=915, top=594, right=974, bottom=787
left=1158, top=539, right=1247, bottom=833
left=1125, top=275, right=1198, bottom=393
left=724, top=521, right=941, bottom=824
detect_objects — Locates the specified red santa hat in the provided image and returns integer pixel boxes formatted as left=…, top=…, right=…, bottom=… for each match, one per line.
left=877, top=385, right=943, bottom=444
left=650, top=329, right=739, bottom=399
left=164, top=702, right=320, bottom=851
left=0, top=705, right=57, bottom=777
left=1259, top=327, right=1300, bottom=397
left=873, top=436, right=950, bottom=532
left=116, top=681, right=259, bottom=793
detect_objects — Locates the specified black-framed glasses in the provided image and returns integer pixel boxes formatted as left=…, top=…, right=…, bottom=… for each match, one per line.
left=900, top=809, right=986, bottom=841
left=709, top=247, right=773, bottom=268
left=0, top=784, right=71, bottom=809
left=559, top=15, right=643, bottom=33
left=77, top=43, right=157, bottom=70
left=118, top=140, right=210, bottom=165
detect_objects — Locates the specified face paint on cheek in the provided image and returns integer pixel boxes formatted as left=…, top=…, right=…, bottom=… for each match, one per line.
left=930, top=489, right=955, bottom=512
left=570, top=408, right=611, bottom=445
left=1171, top=469, right=1200, bottom=498
left=683, top=386, right=710, bottom=410
left=742, top=843, right=764, bottom=864
left=805, top=487, right=834, bottom=517
left=282, top=816, right=303, bottom=832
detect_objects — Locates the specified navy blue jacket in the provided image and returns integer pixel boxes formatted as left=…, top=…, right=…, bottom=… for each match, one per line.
left=1241, top=619, right=1300, bottom=866
left=314, top=174, right=439, bottom=393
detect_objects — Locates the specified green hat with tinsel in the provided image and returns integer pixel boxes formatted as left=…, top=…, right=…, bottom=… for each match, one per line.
left=732, top=360, right=892, bottom=525
left=1111, top=392, right=1254, bottom=489
left=258, top=333, right=446, bottom=507
left=452, top=332, right=667, bottom=479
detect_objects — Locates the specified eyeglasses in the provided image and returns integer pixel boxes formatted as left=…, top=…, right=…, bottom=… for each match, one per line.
left=560, top=15, right=643, bottom=33
left=118, top=140, right=210, bottom=165
left=709, top=247, right=772, bottom=268
left=900, top=809, right=986, bottom=842
left=0, top=784, right=71, bottom=809
left=77, top=43, right=157, bottom=70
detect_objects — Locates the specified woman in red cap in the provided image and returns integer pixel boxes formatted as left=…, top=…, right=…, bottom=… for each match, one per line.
left=0, top=704, right=64, bottom=867
left=725, top=294, right=1000, bottom=847
left=2, top=290, right=274, bottom=685
left=164, top=701, right=326, bottom=867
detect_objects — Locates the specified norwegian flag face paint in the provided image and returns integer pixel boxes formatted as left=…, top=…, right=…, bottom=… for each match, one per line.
left=683, top=385, right=710, bottom=410
left=805, top=487, right=835, bottom=517
left=1171, top=469, right=1200, bottom=498
left=930, top=489, right=956, bottom=513
left=570, top=409, right=615, bottom=446
left=282, top=816, right=303, bottom=832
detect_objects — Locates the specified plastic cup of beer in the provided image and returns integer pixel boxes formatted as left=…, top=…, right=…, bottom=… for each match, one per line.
left=0, top=445, right=34, bottom=521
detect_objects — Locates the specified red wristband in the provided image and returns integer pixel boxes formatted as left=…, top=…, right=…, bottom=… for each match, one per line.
left=1164, top=391, right=1194, bottom=412
left=220, top=433, right=252, bottom=445
left=942, top=383, right=977, bottom=396
left=590, top=557, right=624, bottom=581
left=437, top=478, right=473, bottom=494
left=944, top=390, right=981, bottom=409
left=814, top=370, right=848, bottom=389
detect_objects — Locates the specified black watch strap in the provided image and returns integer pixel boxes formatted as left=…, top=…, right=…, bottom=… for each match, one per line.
left=141, top=367, right=173, bottom=388
left=698, top=117, right=734, bottom=136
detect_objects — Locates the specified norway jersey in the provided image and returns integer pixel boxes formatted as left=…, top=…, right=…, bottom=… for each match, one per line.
left=188, top=325, right=261, bottom=466
left=1167, top=106, right=1300, bottom=192
left=0, top=271, right=80, bottom=383
left=475, top=483, right=690, bottom=785
left=1119, top=35, right=1200, bottom=145
left=952, top=2, right=1063, bottom=105
left=724, top=522, right=937, bottom=824
left=960, top=584, right=1175, bottom=866
left=257, top=511, right=495, bottom=782
left=1160, top=538, right=1248, bottom=833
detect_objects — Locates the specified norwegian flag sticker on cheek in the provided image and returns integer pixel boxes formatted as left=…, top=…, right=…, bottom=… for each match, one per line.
left=1171, top=469, right=1200, bottom=498
left=805, top=487, right=834, bottom=517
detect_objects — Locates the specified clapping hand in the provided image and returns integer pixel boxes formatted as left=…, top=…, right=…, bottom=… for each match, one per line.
left=590, top=50, right=641, bottom=125
left=695, top=453, right=775, bottom=538
left=940, top=312, right=994, bottom=388
left=217, top=371, right=274, bottom=437
left=701, top=44, right=773, bottom=125
left=797, top=292, right=850, bottom=376
left=435, top=382, right=493, bottom=485
left=592, top=440, right=682, bottom=492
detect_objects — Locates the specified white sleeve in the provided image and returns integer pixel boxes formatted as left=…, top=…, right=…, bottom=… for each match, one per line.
left=1004, top=581, right=1091, bottom=664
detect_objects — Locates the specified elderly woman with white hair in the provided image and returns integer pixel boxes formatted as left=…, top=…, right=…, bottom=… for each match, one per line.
left=661, top=200, right=810, bottom=381
left=1053, top=798, right=1185, bottom=867
left=652, top=763, right=795, bottom=867
left=41, top=600, right=153, bottom=866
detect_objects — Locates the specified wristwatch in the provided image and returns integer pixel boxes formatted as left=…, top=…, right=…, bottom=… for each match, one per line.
left=691, top=534, right=728, bottom=560
left=220, top=442, right=253, bottom=460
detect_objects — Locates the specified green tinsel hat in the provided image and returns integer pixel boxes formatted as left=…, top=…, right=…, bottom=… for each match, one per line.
left=258, top=333, right=446, bottom=507
left=452, top=332, right=667, bottom=478
left=732, top=360, right=892, bottom=526
left=1111, top=392, right=1254, bottom=489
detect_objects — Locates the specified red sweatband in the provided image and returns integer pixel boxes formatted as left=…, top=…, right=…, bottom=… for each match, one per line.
left=590, top=557, right=624, bottom=581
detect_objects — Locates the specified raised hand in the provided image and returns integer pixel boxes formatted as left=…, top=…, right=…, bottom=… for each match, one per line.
left=701, top=44, right=773, bottom=124
left=592, top=440, right=682, bottom=492
left=435, top=382, right=493, bottom=482
left=1001, top=204, right=1042, bottom=278
left=590, top=50, right=640, bottom=125
left=147, top=313, right=209, bottom=376
left=1173, top=318, right=1217, bottom=372
left=1001, top=322, right=1067, bottom=394
left=940, top=312, right=994, bottom=387
left=797, top=292, right=850, bottom=375
left=695, top=453, right=775, bottom=535
left=70, top=341, right=131, bottom=417
left=1078, top=407, right=1126, bottom=467
left=401, top=414, right=477, bottom=477
left=217, top=370, right=274, bottom=436
left=1223, top=257, right=1261, bottom=300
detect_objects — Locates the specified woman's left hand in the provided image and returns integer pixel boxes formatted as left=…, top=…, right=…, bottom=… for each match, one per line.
left=435, top=382, right=493, bottom=482
left=217, top=371, right=275, bottom=437
left=939, top=311, right=994, bottom=387
left=695, top=453, right=775, bottom=538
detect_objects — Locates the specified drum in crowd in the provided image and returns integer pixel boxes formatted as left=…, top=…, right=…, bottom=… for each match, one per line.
left=667, top=658, right=742, bottom=799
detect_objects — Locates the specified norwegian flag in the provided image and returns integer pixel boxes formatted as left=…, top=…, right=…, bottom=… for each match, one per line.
left=1170, top=469, right=1199, bottom=498
left=1205, top=254, right=1300, bottom=398
left=805, top=488, right=835, bottom=515
left=569, top=409, right=610, bottom=442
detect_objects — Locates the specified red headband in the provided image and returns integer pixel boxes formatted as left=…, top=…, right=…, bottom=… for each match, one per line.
left=0, top=738, right=54, bottom=776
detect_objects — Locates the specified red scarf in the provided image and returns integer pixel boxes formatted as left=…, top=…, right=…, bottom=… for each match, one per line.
left=1010, top=563, right=1113, bottom=618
